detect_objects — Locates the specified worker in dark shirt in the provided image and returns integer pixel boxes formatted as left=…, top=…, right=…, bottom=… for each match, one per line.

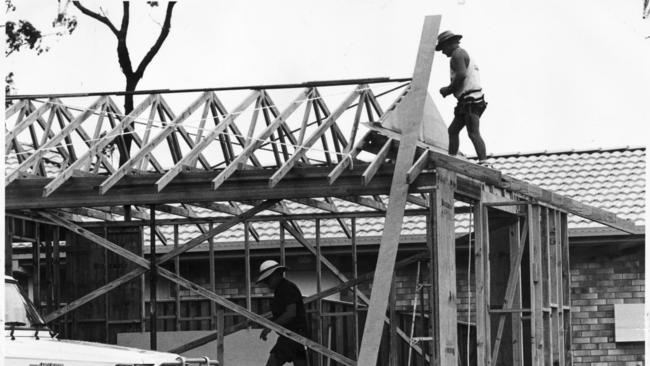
left=256, top=260, right=308, bottom=366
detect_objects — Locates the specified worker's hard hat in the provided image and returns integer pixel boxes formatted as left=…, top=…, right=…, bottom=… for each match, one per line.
left=436, top=30, right=463, bottom=51
left=256, top=260, right=286, bottom=283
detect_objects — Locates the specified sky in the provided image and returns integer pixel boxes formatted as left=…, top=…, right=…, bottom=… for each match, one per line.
left=4, top=0, right=650, bottom=156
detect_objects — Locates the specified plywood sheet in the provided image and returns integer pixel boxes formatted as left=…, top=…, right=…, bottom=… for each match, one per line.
left=118, top=329, right=278, bottom=365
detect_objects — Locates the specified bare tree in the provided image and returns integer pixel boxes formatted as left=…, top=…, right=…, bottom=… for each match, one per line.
left=70, top=1, right=176, bottom=164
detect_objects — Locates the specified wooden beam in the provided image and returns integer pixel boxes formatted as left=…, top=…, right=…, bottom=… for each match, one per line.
left=155, top=91, right=260, bottom=191
left=41, top=95, right=158, bottom=197
left=407, top=150, right=430, bottom=184
left=327, top=131, right=370, bottom=185
left=5, top=97, right=107, bottom=186
left=432, top=169, right=459, bottom=366
left=357, top=16, right=440, bottom=366
left=361, top=138, right=393, bottom=186
left=268, top=86, right=364, bottom=188
left=211, top=88, right=311, bottom=190
left=103, top=97, right=165, bottom=173
left=5, top=100, right=53, bottom=150
left=98, top=92, right=213, bottom=195
left=529, top=205, right=544, bottom=366
left=7, top=166, right=439, bottom=210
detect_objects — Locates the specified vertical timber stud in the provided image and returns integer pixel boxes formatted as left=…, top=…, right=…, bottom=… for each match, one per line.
left=560, top=212, right=573, bottom=366
left=174, top=225, right=181, bottom=331
left=433, top=168, right=458, bottom=366
left=34, top=222, right=41, bottom=312
left=528, top=205, right=544, bottom=366
left=5, top=217, right=13, bottom=275
left=316, top=219, right=323, bottom=366
left=351, top=218, right=360, bottom=358
left=209, top=223, right=217, bottom=329
left=474, top=203, right=487, bottom=366
left=509, top=219, right=524, bottom=365
left=149, top=205, right=157, bottom=350
left=357, top=15, right=441, bottom=366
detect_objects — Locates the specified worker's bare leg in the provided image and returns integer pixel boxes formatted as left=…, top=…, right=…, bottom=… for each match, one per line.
left=447, top=115, right=464, bottom=156
left=465, top=112, right=487, bottom=160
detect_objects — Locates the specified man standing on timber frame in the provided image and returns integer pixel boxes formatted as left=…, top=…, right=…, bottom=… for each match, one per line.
left=436, top=30, right=489, bottom=165
left=257, top=260, right=308, bottom=366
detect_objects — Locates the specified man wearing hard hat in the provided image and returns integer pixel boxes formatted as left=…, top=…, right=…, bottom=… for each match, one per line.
left=256, top=259, right=308, bottom=366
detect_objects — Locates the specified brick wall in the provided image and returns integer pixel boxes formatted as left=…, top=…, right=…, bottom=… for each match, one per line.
left=570, top=245, right=645, bottom=366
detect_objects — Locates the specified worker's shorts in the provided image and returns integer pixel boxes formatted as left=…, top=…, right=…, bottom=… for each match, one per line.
left=454, top=95, right=487, bottom=119
left=271, top=334, right=307, bottom=363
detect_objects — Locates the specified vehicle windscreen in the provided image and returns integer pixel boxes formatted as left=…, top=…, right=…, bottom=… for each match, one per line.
left=5, top=282, right=46, bottom=329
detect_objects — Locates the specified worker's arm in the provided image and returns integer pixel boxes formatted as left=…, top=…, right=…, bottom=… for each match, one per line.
left=440, top=48, right=470, bottom=97
left=260, top=303, right=297, bottom=340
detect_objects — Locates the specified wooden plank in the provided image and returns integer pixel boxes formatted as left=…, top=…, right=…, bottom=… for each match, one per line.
left=149, top=206, right=158, bottom=350
left=5, top=100, right=53, bottom=149
left=209, top=223, right=217, bottom=328
left=361, top=138, right=393, bottom=186
left=268, top=86, right=364, bottom=188
left=41, top=95, right=158, bottom=197
left=553, top=210, right=565, bottom=366
left=33, top=223, right=41, bottom=312
left=407, top=150, right=430, bottom=184
left=5, top=217, right=13, bottom=275
left=351, top=218, right=360, bottom=358
left=211, top=88, right=311, bottom=189
left=174, top=224, right=181, bottom=331
left=5, top=99, right=27, bottom=118
left=327, top=131, right=370, bottom=185
left=389, top=277, right=399, bottom=366
left=358, top=17, right=441, bottom=366
left=549, top=209, right=560, bottom=365
left=541, top=208, right=552, bottom=365
left=475, top=204, right=487, bottom=366
left=316, top=219, right=323, bottom=366
left=98, top=92, right=213, bottom=195
left=529, top=205, right=544, bottom=366
left=336, top=195, right=386, bottom=211
left=560, top=213, right=571, bottom=366
left=244, top=222, right=252, bottom=314
left=155, top=91, right=259, bottom=191
left=5, top=97, right=107, bottom=186
left=217, top=307, right=225, bottom=366
left=104, top=97, right=165, bottom=173
left=509, top=220, right=525, bottom=366
left=432, top=169, right=459, bottom=366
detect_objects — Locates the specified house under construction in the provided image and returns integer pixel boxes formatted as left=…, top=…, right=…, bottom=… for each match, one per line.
left=4, top=16, right=642, bottom=366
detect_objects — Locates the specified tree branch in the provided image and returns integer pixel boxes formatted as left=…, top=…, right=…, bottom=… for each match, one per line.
left=120, top=1, right=129, bottom=34
left=72, top=1, right=118, bottom=36
left=134, top=1, right=175, bottom=78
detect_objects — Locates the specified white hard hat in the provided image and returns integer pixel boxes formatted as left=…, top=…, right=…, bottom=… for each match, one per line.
left=256, top=260, right=286, bottom=283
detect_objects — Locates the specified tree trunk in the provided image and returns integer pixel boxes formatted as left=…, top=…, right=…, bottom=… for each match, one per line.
left=118, top=77, right=139, bottom=166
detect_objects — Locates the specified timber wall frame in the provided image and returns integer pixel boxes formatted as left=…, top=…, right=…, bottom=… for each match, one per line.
left=4, top=15, right=639, bottom=366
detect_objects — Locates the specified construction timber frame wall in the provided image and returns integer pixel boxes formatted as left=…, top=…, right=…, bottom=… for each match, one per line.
left=4, top=15, right=639, bottom=366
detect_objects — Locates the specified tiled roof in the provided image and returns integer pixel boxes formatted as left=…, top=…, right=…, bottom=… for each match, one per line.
left=6, top=146, right=644, bottom=249
left=142, top=146, right=645, bottom=249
